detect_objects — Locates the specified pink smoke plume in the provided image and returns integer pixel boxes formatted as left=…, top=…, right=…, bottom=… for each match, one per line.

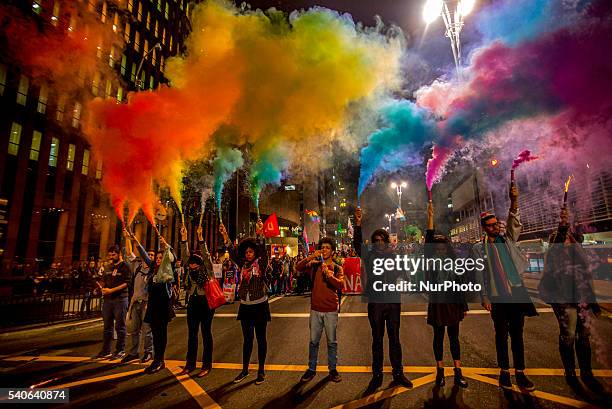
left=512, top=150, right=539, bottom=169
left=426, top=144, right=453, bottom=191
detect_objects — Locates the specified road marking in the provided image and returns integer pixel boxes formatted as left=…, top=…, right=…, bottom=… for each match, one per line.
left=203, top=307, right=554, bottom=318
left=340, top=296, right=348, bottom=306
left=4, top=356, right=612, bottom=377
left=169, top=366, right=222, bottom=409
left=330, top=373, right=437, bottom=409
left=49, top=368, right=144, bottom=389
left=268, top=295, right=285, bottom=304
left=464, top=372, right=605, bottom=409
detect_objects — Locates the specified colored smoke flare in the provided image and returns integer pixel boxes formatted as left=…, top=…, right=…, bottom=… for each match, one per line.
left=425, top=145, right=452, bottom=191
left=427, top=190, right=433, bottom=202
left=490, top=158, right=499, bottom=167
left=512, top=150, right=539, bottom=169
left=563, top=175, right=573, bottom=204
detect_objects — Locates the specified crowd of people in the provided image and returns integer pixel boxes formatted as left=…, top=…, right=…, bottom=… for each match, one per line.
left=59, top=175, right=603, bottom=394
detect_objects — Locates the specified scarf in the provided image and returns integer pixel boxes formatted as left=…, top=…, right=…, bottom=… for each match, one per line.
left=484, top=236, right=522, bottom=297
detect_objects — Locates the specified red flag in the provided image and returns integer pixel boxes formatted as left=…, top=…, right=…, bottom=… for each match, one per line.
left=263, top=213, right=280, bottom=238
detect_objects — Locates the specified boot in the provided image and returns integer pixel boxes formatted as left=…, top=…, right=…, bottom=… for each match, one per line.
left=435, top=367, right=445, bottom=387
left=454, top=368, right=468, bottom=388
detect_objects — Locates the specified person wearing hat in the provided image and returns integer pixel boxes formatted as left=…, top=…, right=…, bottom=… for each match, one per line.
left=178, top=224, right=216, bottom=377
left=220, top=219, right=270, bottom=385
left=352, top=207, right=413, bottom=391
left=472, top=181, right=537, bottom=391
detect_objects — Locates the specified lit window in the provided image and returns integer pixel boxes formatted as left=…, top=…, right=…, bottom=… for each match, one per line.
left=105, top=80, right=112, bottom=98
left=67, top=144, right=76, bottom=171
left=87, top=0, right=95, bottom=12
left=92, top=72, right=100, bottom=95
left=117, top=86, right=123, bottom=102
left=82, top=149, right=90, bottom=175
left=154, top=20, right=159, bottom=38
left=162, top=28, right=166, bottom=44
left=56, top=95, right=66, bottom=122
left=112, top=12, right=119, bottom=32
left=0, top=63, right=6, bottom=95
left=137, top=3, right=142, bottom=21
left=131, top=63, right=137, bottom=82
left=101, top=1, right=108, bottom=23
left=146, top=12, right=150, bottom=29
left=121, top=54, right=127, bottom=76
left=157, top=0, right=162, bottom=12
left=30, top=130, right=42, bottom=161
left=8, top=123, right=22, bottom=156
left=72, top=102, right=82, bottom=128
left=169, top=35, right=173, bottom=52
left=95, top=160, right=103, bottom=179
left=32, top=2, right=42, bottom=14
left=128, top=0, right=133, bottom=13
left=140, top=71, right=145, bottom=89
left=149, top=76, right=154, bottom=89
left=124, top=22, right=131, bottom=42
left=135, top=31, right=140, bottom=52
left=49, top=137, right=59, bottom=167
left=51, top=1, right=60, bottom=26
left=109, top=46, right=115, bottom=68
left=37, top=84, right=48, bottom=114
left=16, top=75, right=29, bottom=106
left=165, top=2, right=169, bottom=19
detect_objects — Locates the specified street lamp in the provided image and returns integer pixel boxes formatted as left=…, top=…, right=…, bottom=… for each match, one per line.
left=135, top=43, right=162, bottom=89
left=423, top=0, right=476, bottom=79
left=390, top=181, right=407, bottom=213
left=384, top=213, right=393, bottom=232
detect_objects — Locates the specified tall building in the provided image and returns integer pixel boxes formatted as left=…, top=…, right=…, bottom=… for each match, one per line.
left=0, top=0, right=193, bottom=277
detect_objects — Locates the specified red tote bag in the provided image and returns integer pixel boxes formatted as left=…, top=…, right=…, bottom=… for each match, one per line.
left=204, top=277, right=226, bottom=310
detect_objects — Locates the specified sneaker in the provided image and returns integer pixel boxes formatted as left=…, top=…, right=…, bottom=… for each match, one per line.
left=329, top=370, right=342, bottom=383
left=140, top=352, right=153, bottom=364
left=392, top=372, right=413, bottom=388
left=435, top=367, right=445, bottom=387
left=516, top=371, right=535, bottom=391
left=112, top=351, right=127, bottom=361
left=120, top=353, right=139, bottom=364
left=93, top=351, right=112, bottom=359
left=300, top=369, right=316, bottom=383
left=499, top=370, right=512, bottom=390
left=368, top=372, right=384, bottom=390
left=453, top=368, right=468, bottom=388
left=255, top=371, right=266, bottom=385
left=233, top=370, right=249, bottom=383
left=144, top=360, right=165, bottom=374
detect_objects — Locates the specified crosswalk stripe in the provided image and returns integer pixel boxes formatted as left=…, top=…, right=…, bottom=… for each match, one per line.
left=170, top=366, right=222, bottom=409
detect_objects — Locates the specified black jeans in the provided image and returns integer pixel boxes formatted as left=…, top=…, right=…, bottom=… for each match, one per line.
left=241, top=320, right=268, bottom=372
left=186, top=294, right=215, bottom=370
left=151, top=320, right=169, bottom=363
left=491, top=303, right=526, bottom=370
left=368, top=303, right=402, bottom=374
left=552, top=304, right=592, bottom=372
left=433, top=324, right=460, bottom=361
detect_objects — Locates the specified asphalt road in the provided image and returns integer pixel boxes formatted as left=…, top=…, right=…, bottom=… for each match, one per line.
left=0, top=294, right=611, bottom=409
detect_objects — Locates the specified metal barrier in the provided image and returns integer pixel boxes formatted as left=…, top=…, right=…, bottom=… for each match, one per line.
left=0, top=293, right=102, bottom=328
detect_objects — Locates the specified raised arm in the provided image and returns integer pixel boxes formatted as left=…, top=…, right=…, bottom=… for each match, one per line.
left=197, top=225, right=214, bottom=278
left=506, top=182, right=522, bottom=242
left=219, top=222, right=239, bottom=265
left=353, top=207, right=363, bottom=257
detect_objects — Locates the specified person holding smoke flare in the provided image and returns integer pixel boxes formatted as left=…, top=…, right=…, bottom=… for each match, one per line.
left=295, top=237, right=344, bottom=384
left=471, top=180, right=537, bottom=391
left=424, top=201, right=468, bottom=388
left=178, top=224, right=217, bottom=378
left=352, top=207, right=413, bottom=390
left=220, top=219, right=270, bottom=385
left=128, top=231, right=177, bottom=374
left=538, top=207, right=605, bottom=393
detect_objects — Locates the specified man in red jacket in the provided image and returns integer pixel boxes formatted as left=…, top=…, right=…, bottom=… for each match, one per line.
left=296, top=237, right=344, bottom=383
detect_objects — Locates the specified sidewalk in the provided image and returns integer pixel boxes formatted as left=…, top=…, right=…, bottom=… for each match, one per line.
left=0, top=316, right=103, bottom=339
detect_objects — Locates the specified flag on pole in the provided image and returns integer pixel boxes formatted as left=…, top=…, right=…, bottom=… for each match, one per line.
left=263, top=213, right=280, bottom=238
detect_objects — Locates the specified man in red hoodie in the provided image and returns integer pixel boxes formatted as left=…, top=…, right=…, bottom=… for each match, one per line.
left=296, top=237, right=344, bottom=383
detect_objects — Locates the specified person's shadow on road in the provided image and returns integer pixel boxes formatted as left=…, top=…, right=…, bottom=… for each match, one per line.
left=259, top=377, right=329, bottom=409
left=423, top=384, right=471, bottom=409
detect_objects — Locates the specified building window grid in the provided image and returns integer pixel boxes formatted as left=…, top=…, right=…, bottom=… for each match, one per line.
left=117, top=86, right=124, bottom=102
left=67, top=144, right=76, bottom=171
left=95, top=160, right=103, bottom=179
left=105, top=80, right=112, bottom=98
left=124, top=21, right=131, bottom=42
left=37, top=84, right=48, bottom=114
left=72, top=102, right=82, bottom=128
left=49, top=137, right=59, bottom=167
left=121, top=54, right=127, bottom=75
left=17, top=75, right=29, bottom=106
left=82, top=149, right=90, bottom=175
left=0, top=63, right=6, bottom=95
left=8, top=123, right=22, bottom=156
left=30, top=130, right=42, bottom=161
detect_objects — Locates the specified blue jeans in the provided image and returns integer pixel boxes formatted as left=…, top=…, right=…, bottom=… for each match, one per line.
left=126, top=300, right=153, bottom=356
left=308, top=310, right=339, bottom=371
left=102, top=297, right=128, bottom=354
